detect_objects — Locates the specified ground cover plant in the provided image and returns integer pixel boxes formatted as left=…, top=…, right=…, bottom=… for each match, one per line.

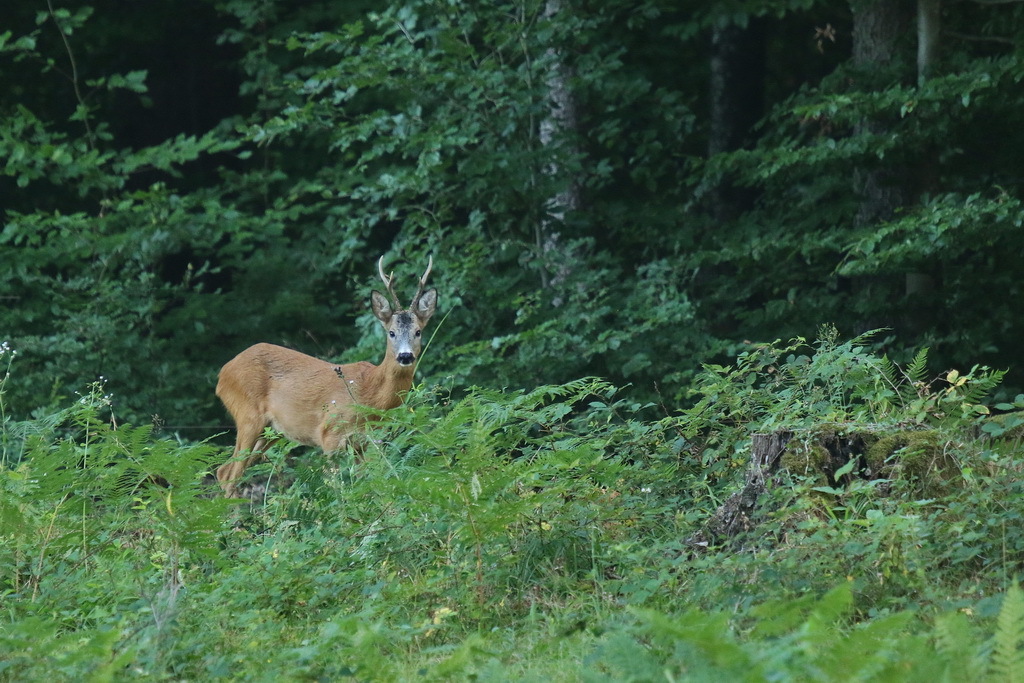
left=3, top=330, right=1024, bottom=681
left=6, top=2, right=1024, bottom=679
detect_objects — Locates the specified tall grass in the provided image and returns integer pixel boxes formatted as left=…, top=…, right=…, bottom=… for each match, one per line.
left=2, top=334, right=1024, bottom=680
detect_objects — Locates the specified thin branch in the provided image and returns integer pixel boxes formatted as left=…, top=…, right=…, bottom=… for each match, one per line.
left=394, top=19, right=415, bottom=44
left=46, top=0, right=94, bottom=148
left=946, top=30, right=1017, bottom=45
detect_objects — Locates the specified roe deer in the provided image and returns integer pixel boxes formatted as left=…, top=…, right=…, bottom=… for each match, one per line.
left=215, top=257, right=437, bottom=498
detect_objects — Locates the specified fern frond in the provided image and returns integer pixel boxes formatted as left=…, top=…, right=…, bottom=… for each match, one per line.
left=906, top=347, right=930, bottom=385
left=959, top=367, right=1006, bottom=405
left=934, top=612, right=986, bottom=681
left=989, top=583, right=1024, bottom=682
left=846, top=327, right=887, bottom=349
left=877, top=354, right=900, bottom=391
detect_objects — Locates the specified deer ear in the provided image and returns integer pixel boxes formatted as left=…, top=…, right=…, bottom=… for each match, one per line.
left=415, top=288, right=437, bottom=323
left=371, top=290, right=393, bottom=325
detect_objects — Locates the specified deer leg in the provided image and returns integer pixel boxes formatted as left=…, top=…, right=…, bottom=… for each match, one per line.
left=349, top=432, right=368, bottom=465
left=320, top=429, right=349, bottom=455
left=218, top=419, right=268, bottom=497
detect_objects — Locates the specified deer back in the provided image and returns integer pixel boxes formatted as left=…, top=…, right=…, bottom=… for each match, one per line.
left=217, top=344, right=350, bottom=449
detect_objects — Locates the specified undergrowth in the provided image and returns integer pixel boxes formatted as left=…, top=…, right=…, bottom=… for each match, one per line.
left=2, top=331, right=1024, bottom=681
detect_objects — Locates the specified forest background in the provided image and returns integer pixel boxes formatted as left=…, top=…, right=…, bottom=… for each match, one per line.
left=4, top=0, right=1024, bottom=679
left=5, top=0, right=1022, bottom=428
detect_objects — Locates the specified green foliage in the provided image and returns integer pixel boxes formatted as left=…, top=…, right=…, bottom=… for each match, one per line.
left=256, top=0, right=707, bottom=400
left=4, top=0, right=1024, bottom=677
left=3, top=0, right=1024, bottom=429
left=695, top=39, right=1024, bottom=383
left=685, top=326, right=1004, bottom=440
left=5, top=0, right=1024, bottom=431
left=4, top=330, right=1024, bottom=680
left=991, top=583, right=1024, bottom=681
left=583, top=581, right=1024, bottom=682
left=236, top=377, right=682, bottom=627
left=1, top=0, right=712, bottom=428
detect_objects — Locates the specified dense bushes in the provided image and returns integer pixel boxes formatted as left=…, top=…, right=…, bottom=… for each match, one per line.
left=3, top=332, right=1024, bottom=680
left=5, top=2, right=1024, bottom=677
left=6, top=1, right=1024, bottom=432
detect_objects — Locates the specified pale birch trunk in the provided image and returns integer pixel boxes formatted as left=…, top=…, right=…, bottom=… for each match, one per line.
left=538, top=0, right=582, bottom=303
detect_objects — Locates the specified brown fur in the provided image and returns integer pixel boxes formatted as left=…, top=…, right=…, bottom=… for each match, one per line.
left=215, top=262, right=437, bottom=497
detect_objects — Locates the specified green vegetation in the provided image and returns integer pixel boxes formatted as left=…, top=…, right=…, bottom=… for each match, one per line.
left=5, top=0, right=1024, bottom=428
left=5, top=0, right=1024, bottom=679
left=3, top=332, right=1024, bottom=680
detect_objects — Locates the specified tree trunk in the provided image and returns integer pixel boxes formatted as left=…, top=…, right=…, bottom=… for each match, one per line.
left=849, top=0, right=918, bottom=332
left=708, top=18, right=766, bottom=222
left=687, top=431, right=791, bottom=547
left=851, top=0, right=914, bottom=228
left=906, top=0, right=942, bottom=332
left=538, top=0, right=582, bottom=303
left=687, top=425, right=954, bottom=548
left=917, top=0, right=941, bottom=84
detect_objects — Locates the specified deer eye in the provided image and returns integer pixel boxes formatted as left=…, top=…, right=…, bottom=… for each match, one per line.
left=389, top=331, right=396, bottom=338
left=415, top=330, right=421, bottom=337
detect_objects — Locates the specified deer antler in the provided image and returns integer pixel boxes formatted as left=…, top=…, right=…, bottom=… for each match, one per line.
left=412, top=255, right=433, bottom=306
left=377, top=256, right=401, bottom=309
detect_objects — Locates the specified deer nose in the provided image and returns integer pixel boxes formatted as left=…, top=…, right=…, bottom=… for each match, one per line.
left=396, top=352, right=415, bottom=366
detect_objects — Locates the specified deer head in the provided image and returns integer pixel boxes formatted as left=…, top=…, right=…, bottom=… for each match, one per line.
left=371, top=255, right=437, bottom=368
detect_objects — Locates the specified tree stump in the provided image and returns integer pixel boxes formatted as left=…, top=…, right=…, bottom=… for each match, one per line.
left=687, top=425, right=953, bottom=549
left=688, top=431, right=791, bottom=547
